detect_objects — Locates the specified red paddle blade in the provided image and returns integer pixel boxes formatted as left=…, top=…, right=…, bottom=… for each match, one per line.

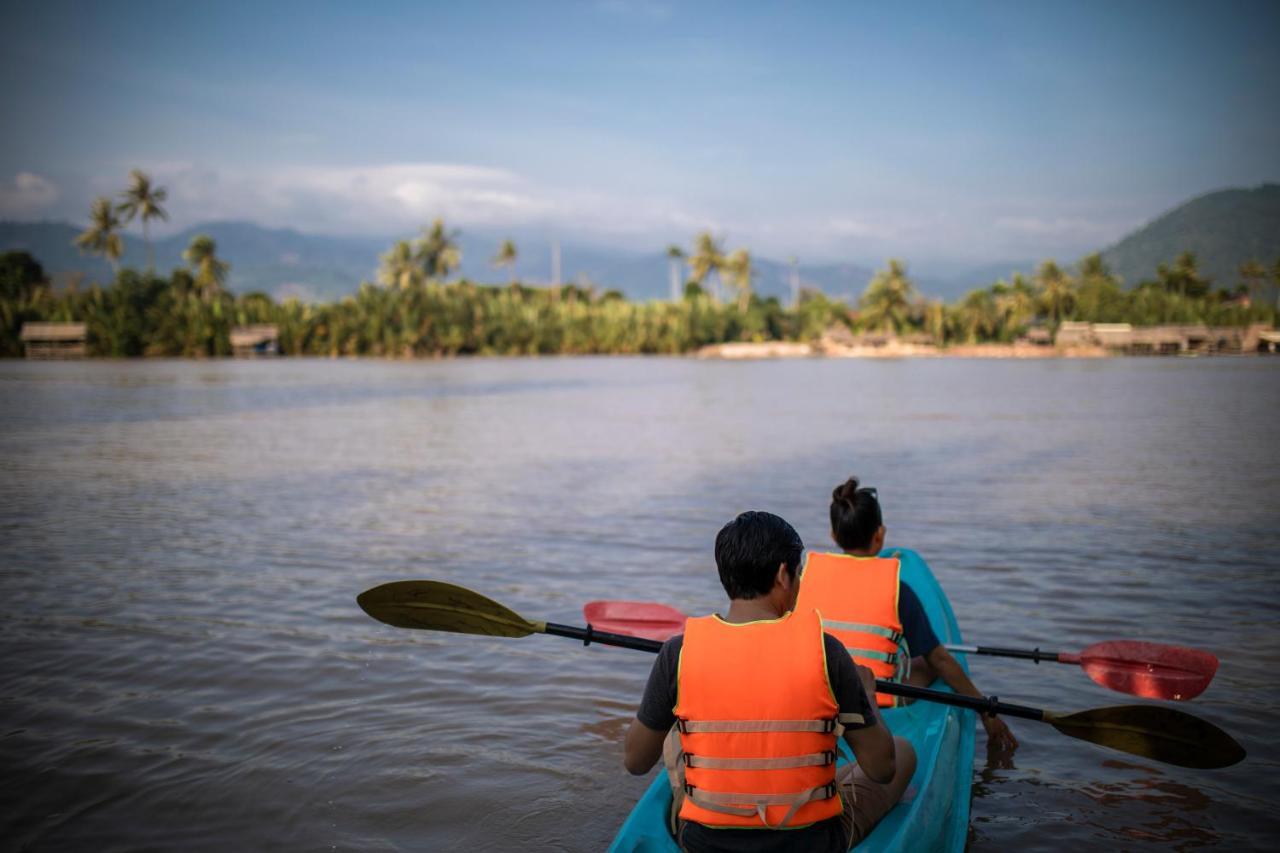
left=1069, top=640, right=1219, bottom=701
left=583, top=601, right=686, bottom=642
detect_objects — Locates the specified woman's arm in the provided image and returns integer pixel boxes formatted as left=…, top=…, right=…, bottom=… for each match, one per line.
left=923, top=645, right=1018, bottom=751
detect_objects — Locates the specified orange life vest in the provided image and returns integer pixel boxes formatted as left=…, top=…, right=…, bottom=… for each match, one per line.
left=796, top=552, right=906, bottom=707
left=673, top=609, right=858, bottom=829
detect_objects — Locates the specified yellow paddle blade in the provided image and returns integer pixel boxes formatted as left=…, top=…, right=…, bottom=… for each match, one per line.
left=1044, top=705, right=1245, bottom=769
left=357, top=580, right=545, bottom=638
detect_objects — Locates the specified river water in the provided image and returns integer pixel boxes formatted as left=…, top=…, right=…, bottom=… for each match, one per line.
left=0, top=357, right=1276, bottom=851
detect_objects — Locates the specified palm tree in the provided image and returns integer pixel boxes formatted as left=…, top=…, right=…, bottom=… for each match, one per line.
left=183, top=235, right=230, bottom=299
left=688, top=232, right=725, bottom=301
left=1034, top=260, right=1075, bottom=326
left=723, top=248, right=753, bottom=312
left=116, top=169, right=168, bottom=271
left=493, top=239, right=518, bottom=284
left=666, top=244, right=685, bottom=302
left=1157, top=252, right=1210, bottom=300
left=415, top=218, right=462, bottom=279
left=859, top=259, right=916, bottom=334
left=958, top=288, right=999, bottom=342
left=379, top=240, right=421, bottom=290
left=993, top=275, right=1036, bottom=339
left=74, top=197, right=125, bottom=272
left=1238, top=260, right=1267, bottom=305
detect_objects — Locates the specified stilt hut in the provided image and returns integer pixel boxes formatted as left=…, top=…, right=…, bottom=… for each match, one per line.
left=20, top=322, right=87, bottom=359
left=230, top=325, right=280, bottom=357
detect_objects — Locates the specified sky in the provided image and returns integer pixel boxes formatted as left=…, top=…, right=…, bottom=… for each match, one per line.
left=2, top=0, right=1278, bottom=269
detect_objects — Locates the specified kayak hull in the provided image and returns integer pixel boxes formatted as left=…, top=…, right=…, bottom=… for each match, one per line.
left=608, top=548, right=976, bottom=853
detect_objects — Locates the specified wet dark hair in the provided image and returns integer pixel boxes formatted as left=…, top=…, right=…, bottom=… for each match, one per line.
left=830, top=477, right=882, bottom=552
left=714, top=511, right=805, bottom=600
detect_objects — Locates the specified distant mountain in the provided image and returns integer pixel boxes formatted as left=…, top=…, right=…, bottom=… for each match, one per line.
left=0, top=219, right=881, bottom=303
left=0, top=220, right=386, bottom=302
left=1101, top=184, right=1280, bottom=287
left=9, top=185, right=1274, bottom=304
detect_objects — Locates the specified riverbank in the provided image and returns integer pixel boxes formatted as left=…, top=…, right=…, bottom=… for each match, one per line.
left=697, top=341, right=1112, bottom=359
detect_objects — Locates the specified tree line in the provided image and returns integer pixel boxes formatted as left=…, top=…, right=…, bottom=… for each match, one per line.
left=1, top=171, right=1276, bottom=357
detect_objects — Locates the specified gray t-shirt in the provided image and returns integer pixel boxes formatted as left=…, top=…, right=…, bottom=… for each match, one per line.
left=635, top=631, right=876, bottom=853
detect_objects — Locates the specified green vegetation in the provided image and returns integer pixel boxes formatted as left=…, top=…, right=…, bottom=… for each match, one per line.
left=116, top=169, right=169, bottom=272
left=1102, top=184, right=1280, bottom=289
left=3, top=190, right=1277, bottom=358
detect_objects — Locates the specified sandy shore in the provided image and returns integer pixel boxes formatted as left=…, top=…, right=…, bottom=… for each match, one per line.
left=695, top=341, right=1110, bottom=359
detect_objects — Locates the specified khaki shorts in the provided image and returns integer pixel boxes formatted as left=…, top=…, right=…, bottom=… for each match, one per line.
left=835, top=760, right=897, bottom=847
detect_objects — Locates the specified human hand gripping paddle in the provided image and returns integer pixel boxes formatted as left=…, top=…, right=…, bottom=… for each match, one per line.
left=357, top=580, right=1245, bottom=770
left=581, top=600, right=1219, bottom=702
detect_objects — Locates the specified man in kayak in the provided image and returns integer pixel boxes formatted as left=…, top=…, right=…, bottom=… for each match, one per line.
left=796, top=477, right=1017, bottom=752
left=623, top=511, right=917, bottom=851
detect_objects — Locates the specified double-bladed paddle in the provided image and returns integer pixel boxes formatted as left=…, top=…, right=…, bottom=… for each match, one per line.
left=358, top=580, right=1245, bottom=770
left=582, top=600, right=1219, bottom=701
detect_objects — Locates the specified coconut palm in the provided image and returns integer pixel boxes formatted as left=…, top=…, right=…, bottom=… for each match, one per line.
left=1238, top=260, right=1267, bottom=305
left=379, top=240, right=421, bottom=290
left=688, top=232, right=726, bottom=301
left=666, top=244, right=685, bottom=301
left=74, top=197, right=125, bottom=272
left=1034, top=260, right=1075, bottom=326
left=493, top=239, right=518, bottom=284
left=183, top=235, right=230, bottom=299
left=116, top=169, right=168, bottom=271
left=859, top=259, right=916, bottom=334
left=993, top=275, right=1036, bottom=339
left=416, top=218, right=462, bottom=279
left=723, top=248, right=753, bottom=312
left=1156, top=252, right=1210, bottom=300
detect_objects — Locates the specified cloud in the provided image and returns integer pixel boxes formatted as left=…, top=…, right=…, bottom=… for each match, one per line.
left=826, top=217, right=898, bottom=240
left=0, top=172, right=59, bottom=216
left=135, top=161, right=714, bottom=246
left=992, top=215, right=1119, bottom=240
left=19, top=160, right=1142, bottom=265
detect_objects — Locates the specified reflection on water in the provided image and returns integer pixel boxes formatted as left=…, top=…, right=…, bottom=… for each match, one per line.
left=1, top=357, right=1277, bottom=851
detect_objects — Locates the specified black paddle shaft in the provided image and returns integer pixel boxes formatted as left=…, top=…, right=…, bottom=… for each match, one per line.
left=562, top=621, right=1046, bottom=722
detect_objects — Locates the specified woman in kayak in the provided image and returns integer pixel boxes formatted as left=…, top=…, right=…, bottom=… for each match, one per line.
left=799, top=477, right=1018, bottom=753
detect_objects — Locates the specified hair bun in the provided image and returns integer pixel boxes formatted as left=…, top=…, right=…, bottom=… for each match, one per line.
left=832, top=476, right=860, bottom=504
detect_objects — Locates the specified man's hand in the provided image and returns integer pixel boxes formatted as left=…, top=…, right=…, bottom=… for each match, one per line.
left=982, top=713, right=1018, bottom=752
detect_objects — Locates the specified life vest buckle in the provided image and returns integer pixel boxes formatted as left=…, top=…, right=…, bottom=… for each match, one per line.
left=823, top=749, right=837, bottom=766
left=676, top=719, right=689, bottom=735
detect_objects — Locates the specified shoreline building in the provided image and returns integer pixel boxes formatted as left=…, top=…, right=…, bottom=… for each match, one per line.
left=1054, top=322, right=1273, bottom=355
left=20, top=322, right=87, bottom=359
left=230, top=325, right=280, bottom=357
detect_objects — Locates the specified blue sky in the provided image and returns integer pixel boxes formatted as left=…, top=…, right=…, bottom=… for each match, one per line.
left=2, top=0, right=1277, bottom=268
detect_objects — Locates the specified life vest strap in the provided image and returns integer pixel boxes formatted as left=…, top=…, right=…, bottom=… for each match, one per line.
left=685, top=782, right=839, bottom=828
left=844, top=646, right=897, bottom=664
left=678, top=717, right=837, bottom=734
left=821, top=618, right=902, bottom=643
left=685, top=750, right=836, bottom=770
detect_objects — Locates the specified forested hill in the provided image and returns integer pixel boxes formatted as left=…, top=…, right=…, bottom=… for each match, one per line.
left=1101, top=184, right=1280, bottom=287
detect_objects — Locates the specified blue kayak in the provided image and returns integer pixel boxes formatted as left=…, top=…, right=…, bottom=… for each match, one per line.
left=609, top=548, right=976, bottom=853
